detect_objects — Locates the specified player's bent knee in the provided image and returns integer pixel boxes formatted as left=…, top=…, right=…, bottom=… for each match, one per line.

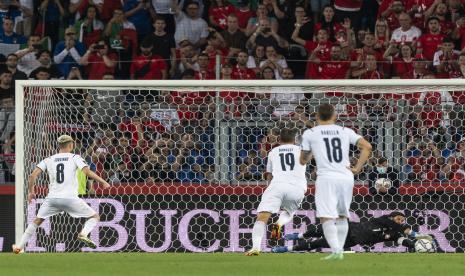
left=91, top=214, right=100, bottom=221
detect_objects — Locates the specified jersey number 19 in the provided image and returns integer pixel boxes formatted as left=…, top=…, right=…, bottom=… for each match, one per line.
left=279, top=153, right=295, bottom=171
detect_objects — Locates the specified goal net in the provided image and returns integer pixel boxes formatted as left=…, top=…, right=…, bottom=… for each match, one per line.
left=16, top=79, right=465, bottom=253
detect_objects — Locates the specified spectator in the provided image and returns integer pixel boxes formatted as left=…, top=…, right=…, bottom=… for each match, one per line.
left=37, top=0, right=65, bottom=46
left=245, top=18, right=289, bottom=51
left=174, top=1, right=209, bottom=49
left=0, top=70, right=13, bottom=98
left=233, top=50, right=256, bottom=79
left=292, top=28, right=332, bottom=79
left=54, top=27, right=86, bottom=78
left=14, top=35, right=42, bottom=76
left=390, top=12, right=421, bottom=46
left=374, top=19, right=390, bottom=51
left=261, top=65, right=276, bottom=79
left=236, top=151, right=263, bottom=181
left=310, top=44, right=350, bottom=79
left=209, top=0, right=236, bottom=30
left=220, top=62, right=233, bottom=79
left=433, top=37, right=461, bottom=78
left=384, top=44, right=414, bottom=78
left=261, top=0, right=284, bottom=19
left=5, top=54, right=27, bottom=81
left=31, top=67, right=51, bottom=80
left=309, top=0, right=330, bottom=24
left=151, top=0, right=177, bottom=35
left=246, top=45, right=266, bottom=76
left=314, top=5, right=342, bottom=42
left=67, top=67, right=83, bottom=80
left=245, top=4, right=278, bottom=37
left=350, top=32, right=383, bottom=71
left=235, top=0, right=255, bottom=31
left=193, top=53, right=215, bottom=80
left=130, top=39, right=167, bottom=79
left=220, top=14, right=247, bottom=51
left=204, top=30, right=229, bottom=68
left=74, top=5, right=105, bottom=48
left=401, top=55, right=430, bottom=79
left=368, top=157, right=399, bottom=195
left=417, top=17, right=445, bottom=62
left=450, top=53, right=465, bottom=78
left=103, top=9, right=137, bottom=49
left=0, top=17, right=26, bottom=44
left=123, top=0, right=157, bottom=41
left=285, top=5, right=313, bottom=42
left=0, top=2, right=22, bottom=32
left=453, top=16, right=465, bottom=49
left=80, top=40, right=117, bottom=79
left=29, top=50, right=62, bottom=79
left=334, top=0, right=362, bottom=32
left=144, top=16, right=177, bottom=78
left=379, top=0, right=404, bottom=31
left=98, top=0, right=123, bottom=23
left=259, top=45, right=287, bottom=79
left=352, top=53, right=382, bottom=79
left=176, top=40, right=197, bottom=76
left=424, top=1, right=454, bottom=36
left=0, top=96, right=14, bottom=148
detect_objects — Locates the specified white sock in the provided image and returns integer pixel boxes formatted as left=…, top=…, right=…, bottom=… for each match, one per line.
left=251, top=221, right=266, bottom=251
left=298, top=233, right=304, bottom=239
left=287, top=245, right=294, bottom=252
left=80, top=218, right=98, bottom=237
left=322, top=219, right=340, bottom=254
left=18, top=223, right=38, bottom=249
left=276, top=211, right=292, bottom=227
left=336, top=219, right=349, bottom=252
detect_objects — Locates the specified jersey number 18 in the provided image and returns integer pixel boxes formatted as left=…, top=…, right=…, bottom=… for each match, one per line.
left=323, top=138, right=342, bottom=163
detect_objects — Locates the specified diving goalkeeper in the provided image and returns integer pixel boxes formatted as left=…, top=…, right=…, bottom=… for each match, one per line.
left=272, top=212, right=433, bottom=253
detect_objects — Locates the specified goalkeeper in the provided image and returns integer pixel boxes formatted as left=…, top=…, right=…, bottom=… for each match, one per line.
left=272, top=212, right=433, bottom=253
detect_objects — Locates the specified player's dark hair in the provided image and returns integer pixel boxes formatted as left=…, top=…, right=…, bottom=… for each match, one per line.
left=317, top=104, right=335, bottom=121
left=389, top=211, right=405, bottom=218
left=280, top=128, right=296, bottom=143
left=378, top=157, right=388, bottom=165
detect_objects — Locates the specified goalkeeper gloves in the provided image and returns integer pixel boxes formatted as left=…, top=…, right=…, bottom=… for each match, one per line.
left=409, top=231, right=433, bottom=241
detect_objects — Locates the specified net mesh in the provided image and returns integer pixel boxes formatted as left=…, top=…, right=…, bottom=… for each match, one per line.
left=20, top=84, right=465, bottom=252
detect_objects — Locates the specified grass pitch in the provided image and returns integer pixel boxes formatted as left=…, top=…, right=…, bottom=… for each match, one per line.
left=0, top=253, right=463, bottom=276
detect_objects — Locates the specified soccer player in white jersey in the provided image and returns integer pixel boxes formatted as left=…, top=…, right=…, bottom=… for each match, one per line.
left=246, top=128, right=307, bottom=256
left=300, top=104, right=372, bottom=260
left=12, top=135, right=110, bottom=253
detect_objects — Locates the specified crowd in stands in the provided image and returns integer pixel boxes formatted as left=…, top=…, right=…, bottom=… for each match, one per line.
left=1, top=0, right=465, bottom=188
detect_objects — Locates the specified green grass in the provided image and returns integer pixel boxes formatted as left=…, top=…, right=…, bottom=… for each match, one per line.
left=1, top=253, right=464, bottom=276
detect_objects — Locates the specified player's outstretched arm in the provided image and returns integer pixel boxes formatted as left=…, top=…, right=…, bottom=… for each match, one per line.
left=82, top=167, right=110, bottom=189
left=349, top=138, right=372, bottom=174
left=27, top=167, right=43, bottom=203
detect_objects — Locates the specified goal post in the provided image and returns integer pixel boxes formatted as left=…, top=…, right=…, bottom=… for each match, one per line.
left=15, top=79, right=465, bottom=252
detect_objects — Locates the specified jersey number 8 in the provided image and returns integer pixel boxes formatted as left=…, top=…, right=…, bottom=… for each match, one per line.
left=56, top=163, right=65, bottom=184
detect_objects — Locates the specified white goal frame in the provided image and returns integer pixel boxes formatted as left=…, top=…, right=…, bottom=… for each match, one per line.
left=14, top=78, right=465, bottom=246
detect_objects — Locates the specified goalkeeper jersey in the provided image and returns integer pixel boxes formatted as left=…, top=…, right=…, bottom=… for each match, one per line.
left=349, top=215, right=410, bottom=245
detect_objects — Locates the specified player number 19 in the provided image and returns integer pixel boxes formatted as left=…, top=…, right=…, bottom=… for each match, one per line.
left=279, top=153, right=295, bottom=171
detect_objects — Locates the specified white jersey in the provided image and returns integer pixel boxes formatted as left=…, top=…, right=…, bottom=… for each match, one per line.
left=301, top=125, right=362, bottom=179
left=266, top=144, right=307, bottom=191
left=36, top=153, right=88, bottom=199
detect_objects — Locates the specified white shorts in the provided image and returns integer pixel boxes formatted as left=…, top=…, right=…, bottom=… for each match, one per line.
left=315, top=177, right=354, bottom=219
left=37, top=198, right=97, bottom=219
left=257, top=183, right=305, bottom=215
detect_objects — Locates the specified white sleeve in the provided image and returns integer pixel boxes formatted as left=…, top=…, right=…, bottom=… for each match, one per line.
left=54, top=48, right=69, bottom=63
left=200, top=20, right=209, bottom=38
left=72, top=155, right=88, bottom=170
left=433, top=51, right=441, bottom=66
left=346, top=128, right=363, bottom=146
left=36, top=159, right=47, bottom=171
left=300, top=130, right=312, bottom=151
left=68, top=47, right=82, bottom=62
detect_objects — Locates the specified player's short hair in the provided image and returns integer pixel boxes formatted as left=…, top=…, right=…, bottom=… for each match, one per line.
left=279, top=128, right=297, bottom=143
left=57, top=135, right=74, bottom=149
left=378, top=157, right=388, bottom=165
left=317, top=103, right=335, bottom=121
left=389, top=211, right=405, bottom=218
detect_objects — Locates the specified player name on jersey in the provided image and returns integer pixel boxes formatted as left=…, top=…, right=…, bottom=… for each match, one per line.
left=320, top=130, right=339, bottom=136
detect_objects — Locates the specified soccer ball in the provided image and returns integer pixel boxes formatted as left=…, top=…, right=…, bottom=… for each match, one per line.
left=374, top=178, right=392, bottom=191
left=415, top=239, right=436, bottom=253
